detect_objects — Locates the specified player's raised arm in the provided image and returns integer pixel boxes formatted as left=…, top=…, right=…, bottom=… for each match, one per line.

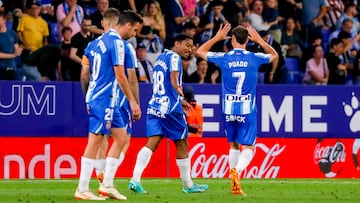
left=196, top=23, right=231, bottom=60
left=247, top=27, right=278, bottom=63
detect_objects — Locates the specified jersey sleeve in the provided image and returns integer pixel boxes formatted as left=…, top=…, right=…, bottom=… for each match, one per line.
left=124, top=42, right=137, bottom=69
left=206, top=52, right=225, bottom=68
left=112, top=39, right=125, bottom=66
left=170, top=53, right=181, bottom=72
left=254, top=52, right=271, bottom=65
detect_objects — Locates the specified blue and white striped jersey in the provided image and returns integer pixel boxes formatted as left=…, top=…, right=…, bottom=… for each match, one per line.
left=207, top=48, right=270, bottom=115
left=148, top=49, right=183, bottom=114
left=84, top=28, right=125, bottom=108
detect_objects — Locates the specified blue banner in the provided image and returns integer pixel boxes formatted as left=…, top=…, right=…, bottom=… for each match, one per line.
left=0, top=82, right=359, bottom=138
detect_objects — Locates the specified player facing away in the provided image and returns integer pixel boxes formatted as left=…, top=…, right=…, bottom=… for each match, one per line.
left=128, top=33, right=209, bottom=194
left=93, top=9, right=143, bottom=185
left=196, top=24, right=278, bottom=195
left=75, top=8, right=141, bottom=200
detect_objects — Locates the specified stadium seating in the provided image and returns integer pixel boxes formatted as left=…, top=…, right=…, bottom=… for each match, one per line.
left=49, top=22, right=60, bottom=44
left=285, top=57, right=304, bottom=84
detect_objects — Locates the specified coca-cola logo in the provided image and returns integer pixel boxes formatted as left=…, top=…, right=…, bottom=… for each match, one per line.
left=313, top=141, right=346, bottom=178
left=188, top=142, right=286, bottom=178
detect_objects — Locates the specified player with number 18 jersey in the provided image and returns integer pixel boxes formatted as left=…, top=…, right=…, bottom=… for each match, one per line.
left=146, top=49, right=188, bottom=140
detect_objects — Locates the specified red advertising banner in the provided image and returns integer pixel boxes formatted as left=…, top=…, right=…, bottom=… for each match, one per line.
left=1, top=137, right=359, bottom=179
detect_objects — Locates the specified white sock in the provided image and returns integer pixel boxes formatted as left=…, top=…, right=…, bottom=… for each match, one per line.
left=132, top=147, right=152, bottom=182
left=78, top=157, right=96, bottom=192
left=94, top=159, right=106, bottom=176
left=236, top=148, right=254, bottom=172
left=118, top=152, right=125, bottom=166
left=102, top=157, right=121, bottom=187
left=176, top=158, right=193, bottom=188
left=229, top=149, right=240, bottom=169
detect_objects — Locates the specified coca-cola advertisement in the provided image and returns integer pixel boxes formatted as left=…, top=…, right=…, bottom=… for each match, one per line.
left=1, top=137, right=360, bottom=179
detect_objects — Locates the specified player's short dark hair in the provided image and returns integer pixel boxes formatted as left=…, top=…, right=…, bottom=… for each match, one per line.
left=231, top=25, right=248, bottom=44
left=173, top=33, right=194, bottom=46
left=103, top=7, right=120, bottom=22
left=119, top=10, right=143, bottom=26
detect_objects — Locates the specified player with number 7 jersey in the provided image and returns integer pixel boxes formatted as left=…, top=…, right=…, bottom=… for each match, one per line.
left=196, top=24, right=278, bottom=196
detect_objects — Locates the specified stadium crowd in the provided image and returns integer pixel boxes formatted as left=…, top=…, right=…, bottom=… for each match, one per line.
left=1, top=0, right=360, bottom=85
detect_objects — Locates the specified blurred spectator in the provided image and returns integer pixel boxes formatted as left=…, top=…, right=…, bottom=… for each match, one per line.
left=69, top=16, right=93, bottom=81
left=301, top=33, right=322, bottom=71
left=335, top=3, right=359, bottom=38
left=281, top=17, right=304, bottom=59
left=188, top=57, right=209, bottom=84
left=353, top=50, right=360, bottom=84
left=262, top=0, right=283, bottom=43
left=195, top=0, right=209, bottom=17
left=56, top=0, right=84, bottom=40
left=58, top=26, right=72, bottom=81
left=323, top=0, right=344, bottom=30
left=183, top=46, right=197, bottom=82
left=279, top=0, right=302, bottom=30
left=17, top=0, right=49, bottom=81
left=303, top=45, right=329, bottom=85
left=24, top=44, right=61, bottom=81
left=12, top=8, right=23, bottom=32
left=248, top=30, right=288, bottom=84
left=138, top=0, right=165, bottom=64
left=89, top=0, right=109, bottom=37
left=198, top=0, right=228, bottom=51
left=18, top=0, right=49, bottom=52
left=40, top=0, right=55, bottom=22
left=327, top=38, right=347, bottom=84
left=183, top=21, right=199, bottom=47
left=0, top=1, right=3, bottom=12
left=248, top=0, right=277, bottom=32
left=164, top=0, right=192, bottom=49
left=183, top=0, right=196, bottom=17
left=183, top=85, right=203, bottom=138
left=136, top=42, right=154, bottom=83
left=330, top=18, right=352, bottom=38
left=220, top=0, right=244, bottom=27
left=0, top=10, right=22, bottom=80
left=337, top=31, right=358, bottom=82
left=300, top=0, right=327, bottom=45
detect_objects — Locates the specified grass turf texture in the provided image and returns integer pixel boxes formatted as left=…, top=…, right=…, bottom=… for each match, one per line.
left=0, top=178, right=359, bottom=203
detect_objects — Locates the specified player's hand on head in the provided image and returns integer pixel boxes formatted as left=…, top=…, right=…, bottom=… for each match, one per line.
left=215, top=23, right=231, bottom=41
left=247, top=27, right=261, bottom=43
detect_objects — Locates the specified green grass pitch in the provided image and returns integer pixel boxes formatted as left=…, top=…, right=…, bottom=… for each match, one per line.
left=1, top=178, right=360, bottom=203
